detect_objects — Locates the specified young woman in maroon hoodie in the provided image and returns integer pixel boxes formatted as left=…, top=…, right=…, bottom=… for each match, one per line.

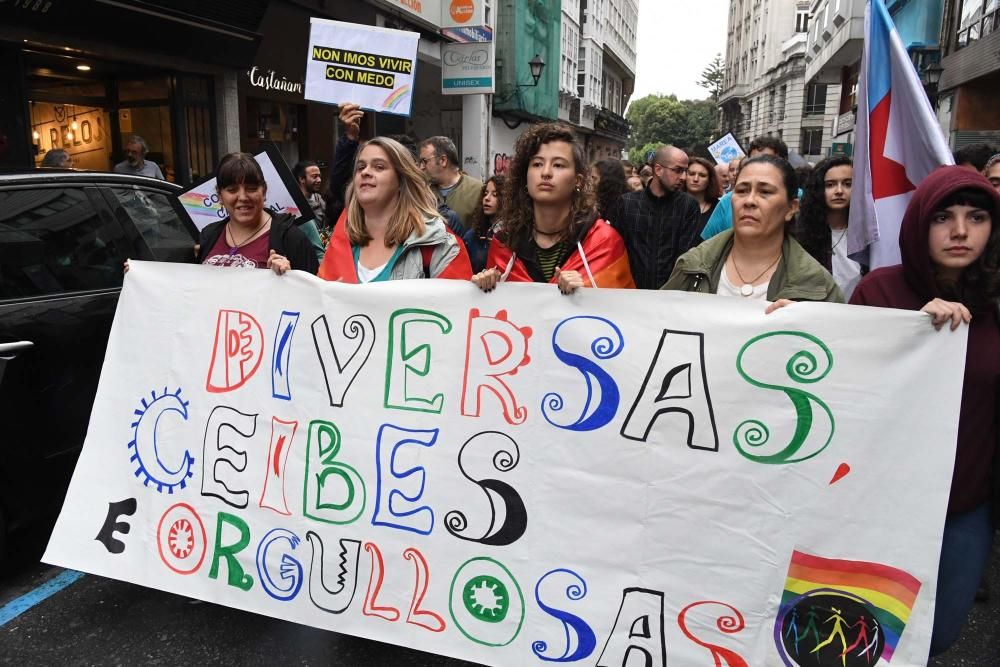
left=850, top=166, right=1000, bottom=656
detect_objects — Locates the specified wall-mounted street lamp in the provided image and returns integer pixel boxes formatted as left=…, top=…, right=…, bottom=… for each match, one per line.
left=526, top=54, right=545, bottom=87
left=496, top=54, right=548, bottom=126
left=920, top=61, right=943, bottom=89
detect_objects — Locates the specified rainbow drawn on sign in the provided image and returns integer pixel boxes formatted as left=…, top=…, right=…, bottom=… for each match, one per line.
left=383, top=85, right=411, bottom=112
left=776, top=550, right=922, bottom=664
left=179, top=191, right=219, bottom=219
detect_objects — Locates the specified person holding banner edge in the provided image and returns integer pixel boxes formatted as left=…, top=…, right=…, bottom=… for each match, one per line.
left=662, top=155, right=843, bottom=309
left=195, top=152, right=319, bottom=275
left=849, top=166, right=1000, bottom=656
left=317, top=136, right=471, bottom=282
left=471, top=122, right=635, bottom=294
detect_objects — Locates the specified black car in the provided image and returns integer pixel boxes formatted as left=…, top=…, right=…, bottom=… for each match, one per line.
left=0, top=170, right=199, bottom=561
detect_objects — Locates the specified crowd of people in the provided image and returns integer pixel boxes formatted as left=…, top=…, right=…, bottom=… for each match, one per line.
left=183, top=106, right=998, bottom=658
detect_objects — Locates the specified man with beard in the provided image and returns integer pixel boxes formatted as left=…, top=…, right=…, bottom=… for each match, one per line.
left=294, top=160, right=326, bottom=229
left=113, top=135, right=164, bottom=180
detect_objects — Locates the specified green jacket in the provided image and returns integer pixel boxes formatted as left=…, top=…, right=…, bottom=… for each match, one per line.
left=436, top=172, right=482, bottom=233
left=660, top=229, right=844, bottom=303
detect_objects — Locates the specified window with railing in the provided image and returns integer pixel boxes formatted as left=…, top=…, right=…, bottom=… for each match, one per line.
left=957, top=0, right=1000, bottom=48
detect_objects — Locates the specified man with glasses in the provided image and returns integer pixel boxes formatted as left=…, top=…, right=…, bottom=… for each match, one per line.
left=608, top=145, right=701, bottom=289
left=417, top=136, right=482, bottom=234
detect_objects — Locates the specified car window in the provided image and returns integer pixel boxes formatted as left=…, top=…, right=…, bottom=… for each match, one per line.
left=0, top=187, right=129, bottom=299
left=110, top=187, right=196, bottom=263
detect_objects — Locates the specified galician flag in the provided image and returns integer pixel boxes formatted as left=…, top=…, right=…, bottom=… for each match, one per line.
left=848, top=0, right=953, bottom=269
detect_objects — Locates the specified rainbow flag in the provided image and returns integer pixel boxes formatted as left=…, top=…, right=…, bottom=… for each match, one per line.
left=780, top=550, right=922, bottom=662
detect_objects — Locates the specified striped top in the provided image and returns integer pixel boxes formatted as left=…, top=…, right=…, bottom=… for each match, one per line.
left=534, top=240, right=569, bottom=282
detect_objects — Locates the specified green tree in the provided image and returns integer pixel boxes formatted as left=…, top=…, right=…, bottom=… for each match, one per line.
left=628, top=142, right=666, bottom=168
left=626, top=94, right=718, bottom=160
left=698, top=54, right=725, bottom=103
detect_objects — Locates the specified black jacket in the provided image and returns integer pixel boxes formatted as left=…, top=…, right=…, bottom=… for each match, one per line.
left=198, top=213, right=320, bottom=275
left=609, top=184, right=701, bottom=290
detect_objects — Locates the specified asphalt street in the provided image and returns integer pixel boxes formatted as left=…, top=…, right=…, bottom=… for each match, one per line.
left=2, top=517, right=998, bottom=665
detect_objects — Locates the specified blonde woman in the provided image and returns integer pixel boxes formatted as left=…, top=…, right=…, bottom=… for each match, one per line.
left=317, top=136, right=471, bottom=282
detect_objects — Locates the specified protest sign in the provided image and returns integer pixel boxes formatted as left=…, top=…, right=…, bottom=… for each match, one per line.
left=708, top=132, right=747, bottom=165
left=177, top=144, right=313, bottom=231
left=45, top=263, right=965, bottom=666
left=305, top=18, right=419, bottom=116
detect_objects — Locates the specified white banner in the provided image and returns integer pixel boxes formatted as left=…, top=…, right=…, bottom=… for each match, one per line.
left=305, top=18, right=419, bottom=116
left=45, top=263, right=966, bottom=666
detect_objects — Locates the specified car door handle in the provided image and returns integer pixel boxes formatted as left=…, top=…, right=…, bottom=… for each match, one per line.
left=0, top=341, right=34, bottom=359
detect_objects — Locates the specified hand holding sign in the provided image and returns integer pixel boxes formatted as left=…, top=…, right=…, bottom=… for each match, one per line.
left=339, top=103, right=363, bottom=142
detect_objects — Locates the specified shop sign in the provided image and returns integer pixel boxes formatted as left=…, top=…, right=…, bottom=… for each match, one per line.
left=246, top=66, right=304, bottom=96
left=305, top=18, right=419, bottom=116
left=835, top=111, right=856, bottom=136
left=440, top=0, right=485, bottom=29
left=830, top=142, right=853, bottom=157
left=440, top=26, right=493, bottom=43
left=441, top=41, right=494, bottom=95
left=369, top=0, right=443, bottom=29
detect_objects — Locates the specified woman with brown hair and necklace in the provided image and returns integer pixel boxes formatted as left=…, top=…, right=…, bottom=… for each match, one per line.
left=662, top=155, right=842, bottom=309
left=471, top=123, right=634, bottom=294
left=197, top=152, right=319, bottom=275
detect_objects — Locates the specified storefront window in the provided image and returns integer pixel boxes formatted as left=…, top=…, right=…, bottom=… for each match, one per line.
left=23, top=51, right=215, bottom=185
left=30, top=102, right=112, bottom=172
left=245, top=98, right=303, bottom=167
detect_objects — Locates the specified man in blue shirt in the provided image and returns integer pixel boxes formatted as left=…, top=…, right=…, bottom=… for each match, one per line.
left=701, top=136, right=793, bottom=240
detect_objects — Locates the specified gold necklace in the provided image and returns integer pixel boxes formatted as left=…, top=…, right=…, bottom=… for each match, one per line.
left=730, top=250, right=781, bottom=297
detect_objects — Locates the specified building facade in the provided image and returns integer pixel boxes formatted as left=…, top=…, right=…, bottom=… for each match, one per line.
left=937, top=0, right=1000, bottom=149
left=720, top=0, right=813, bottom=159
left=803, top=0, right=949, bottom=158
left=1, top=0, right=490, bottom=182
left=0, top=0, right=269, bottom=184
left=575, top=0, right=637, bottom=161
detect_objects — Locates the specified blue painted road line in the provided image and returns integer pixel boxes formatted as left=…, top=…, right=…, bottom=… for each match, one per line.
left=0, top=569, right=85, bottom=627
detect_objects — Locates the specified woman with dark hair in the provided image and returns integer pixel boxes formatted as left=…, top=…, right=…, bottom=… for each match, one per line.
left=662, top=155, right=842, bottom=308
left=850, top=167, right=1000, bottom=656
left=795, top=156, right=862, bottom=299
left=685, top=156, right=723, bottom=235
left=472, top=123, right=634, bottom=293
left=197, top=152, right=319, bottom=275
left=462, top=174, right=505, bottom=273
left=317, top=136, right=471, bottom=282
left=591, top=158, right=629, bottom=223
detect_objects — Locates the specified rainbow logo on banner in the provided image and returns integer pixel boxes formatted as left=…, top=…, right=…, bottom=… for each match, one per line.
left=774, top=551, right=922, bottom=666
left=383, top=85, right=411, bottom=112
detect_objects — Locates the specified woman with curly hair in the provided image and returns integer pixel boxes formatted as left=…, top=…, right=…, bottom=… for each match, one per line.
left=850, top=166, right=1000, bottom=655
left=591, top=158, right=629, bottom=223
left=794, top=156, right=862, bottom=299
left=685, top=156, right=723, bottom=235
left=462, top=174, right=505, bottom=273
left=472, top=123, right=634, bottom=293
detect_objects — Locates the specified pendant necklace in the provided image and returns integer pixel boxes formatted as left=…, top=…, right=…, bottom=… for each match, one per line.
left=227, top=214, right=270, bottom=256
left=731, top=251, right=781, bottom=297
